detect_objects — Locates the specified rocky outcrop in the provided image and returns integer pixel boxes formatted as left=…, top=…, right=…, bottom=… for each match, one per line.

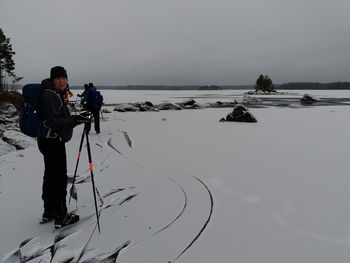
left=182, top=99, right=196, bottom=106
left=0, top=91, right=24, bottom=110
left=221, top=104, right=257, bottom=123
left=0, top=103, right=18, bottom=125
left=102, top=108, right=111, bottom=114
left=114, top=102, right=159, bottom=112
left=2, top=129, right=34, bottom=150
left=300, top=93, right=320, bottom=105
left=0, top=103, right=35, bottom=155
left=112, top=99, right=235, bottom=112
left=157, top=103, right=182, bottom=111
left=114, top=104, right=140, bottom=112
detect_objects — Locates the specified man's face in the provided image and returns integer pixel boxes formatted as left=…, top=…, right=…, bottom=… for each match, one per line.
left=52, top=77, right=68, bottom=92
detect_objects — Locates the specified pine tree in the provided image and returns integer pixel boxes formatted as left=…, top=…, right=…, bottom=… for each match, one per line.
left=255, top=74, right=274, bottom=92
left=0, top=28, right=21, bottom=91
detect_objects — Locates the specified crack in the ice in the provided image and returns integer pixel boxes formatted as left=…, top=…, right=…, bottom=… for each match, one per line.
left=119, top=129, right=132, bottom=148
left=106, top=138, right=123, bottom=155
left=118, top=193, right=140, bottom=206
left=98, top=164, right=110, bottom=173
left=99, top=153, right=111, bottom=165
left=100, top=241, right=131, bottom=263
left=106, top=138, right=143, bottom=167
left=102, top=188, right=126, bottom=199
left=5, top=230, right=78, bottom=263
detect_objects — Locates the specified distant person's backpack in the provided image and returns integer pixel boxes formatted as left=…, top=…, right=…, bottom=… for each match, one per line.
left=87, top=88, right=103, bottom=110
left=19, top=84, right=43, bottom=137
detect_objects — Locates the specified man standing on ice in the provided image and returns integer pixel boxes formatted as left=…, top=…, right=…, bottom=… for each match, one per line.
left=37, top=66, right=86, bottom=229
left=81, top=82, right=103, bottom=134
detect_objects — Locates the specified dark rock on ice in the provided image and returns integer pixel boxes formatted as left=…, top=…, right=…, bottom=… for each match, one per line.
left=182, top=99, right=196, bottom=106
left=157, top=103, right=183, bottom=110
left=224, top=104, right=257, bottom=123
left=300, top=93, right=320, bottom=105
left=139, top=102, right=159, bottom=112
left=183, top=102, right=204, bottom=109
left=114, top=104, right=139, bottom=112
left=114, top=102, right=159, bottom=112
left=102, top=108, right=111, bottom=113
left=144, top=101, right=154, bottom=107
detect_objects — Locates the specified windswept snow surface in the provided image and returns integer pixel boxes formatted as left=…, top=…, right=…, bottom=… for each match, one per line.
left=1, top=90, right=350, bottom=262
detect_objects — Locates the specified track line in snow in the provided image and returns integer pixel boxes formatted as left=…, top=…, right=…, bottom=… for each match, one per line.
left=173, top=176, right=214, bottom=261
left=128, top=176, right=188, bottom=249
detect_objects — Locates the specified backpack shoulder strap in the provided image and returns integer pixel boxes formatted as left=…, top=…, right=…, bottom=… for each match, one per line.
left=39, top=89, right=64, bottom=139
left=43, top=89, right=63, bottom=111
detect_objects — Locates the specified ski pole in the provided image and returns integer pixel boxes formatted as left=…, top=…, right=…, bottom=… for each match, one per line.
left=68, top=125, right=86, bottom=204
left=85, top=125, right=101, bottom=233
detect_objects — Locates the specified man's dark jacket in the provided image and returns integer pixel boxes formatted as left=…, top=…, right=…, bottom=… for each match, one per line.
left=38, top=79, right=75, bottom=142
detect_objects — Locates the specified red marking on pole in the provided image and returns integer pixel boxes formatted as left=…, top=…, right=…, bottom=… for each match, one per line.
left=78, top=152, right=81, bottom=159
left=89, top=163, right=93, bottom=171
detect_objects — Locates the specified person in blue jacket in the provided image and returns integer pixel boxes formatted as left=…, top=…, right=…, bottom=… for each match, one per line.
left=77, top=84, right=89, bottom=106
left=81, top=82, right=103, bottom=134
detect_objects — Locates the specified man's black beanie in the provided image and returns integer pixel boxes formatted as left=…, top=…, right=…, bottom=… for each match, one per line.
left=50, top=66, right=68, bottom=80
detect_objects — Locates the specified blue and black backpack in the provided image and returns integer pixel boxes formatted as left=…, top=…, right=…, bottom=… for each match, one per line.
left=19, top=84, right=62, bottom=138
left=19, top=84, right=43, bottom=137
left=87, top=88, right=103, bottom=110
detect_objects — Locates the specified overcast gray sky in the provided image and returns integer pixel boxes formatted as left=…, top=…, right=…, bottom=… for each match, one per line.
left=1, top=0, right=350, bottom=85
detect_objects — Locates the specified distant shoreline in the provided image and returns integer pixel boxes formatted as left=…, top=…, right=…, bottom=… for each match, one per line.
left=7, top=81, right=350, bottom=91
left=69, top=82, right=350, bottom=90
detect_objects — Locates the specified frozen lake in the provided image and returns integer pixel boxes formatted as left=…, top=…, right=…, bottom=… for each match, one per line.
left=71, top=89, right=350, bottom=104
left=1, top=89, right=350, bottom=262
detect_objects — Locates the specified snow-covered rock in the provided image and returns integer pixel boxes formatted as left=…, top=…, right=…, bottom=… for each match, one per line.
left=156, top=102, right=183, bottom=110
left=300, top=93, right=320, bottom=104
left=0, top=103, right=32, bottom=155
left=182, top=99, right=196, bottom=106
left=2, top=130, right=35, bottom=150
left=222, top=104, right=257, bottom=122
left=0, top=139, right=16, bottom=155
left=102, top=108, right=112, bottom=113
left=114, top=104, right=140, bottom=112
left=0, top=104, right=18, bottom=125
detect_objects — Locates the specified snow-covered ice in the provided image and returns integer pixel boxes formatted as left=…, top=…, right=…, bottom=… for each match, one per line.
left=1, top=90, right=350, bottom=262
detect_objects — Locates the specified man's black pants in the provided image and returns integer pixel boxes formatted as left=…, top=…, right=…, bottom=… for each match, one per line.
left=85, top=109, right=100, bottom=133
left=38, top=137, right=68, bottom=219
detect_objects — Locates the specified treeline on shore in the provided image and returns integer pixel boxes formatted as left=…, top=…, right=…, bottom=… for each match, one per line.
left=69, top=82, right=350, bottom=90
left=69, top=85, right=254, bottom=90
left=6, top=82, right=350, bottom=91
left=276, top=82, right=350, bottom=90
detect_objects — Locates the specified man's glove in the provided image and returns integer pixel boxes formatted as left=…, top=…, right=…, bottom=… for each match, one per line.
left=72, top=114, right=89, bottom=126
